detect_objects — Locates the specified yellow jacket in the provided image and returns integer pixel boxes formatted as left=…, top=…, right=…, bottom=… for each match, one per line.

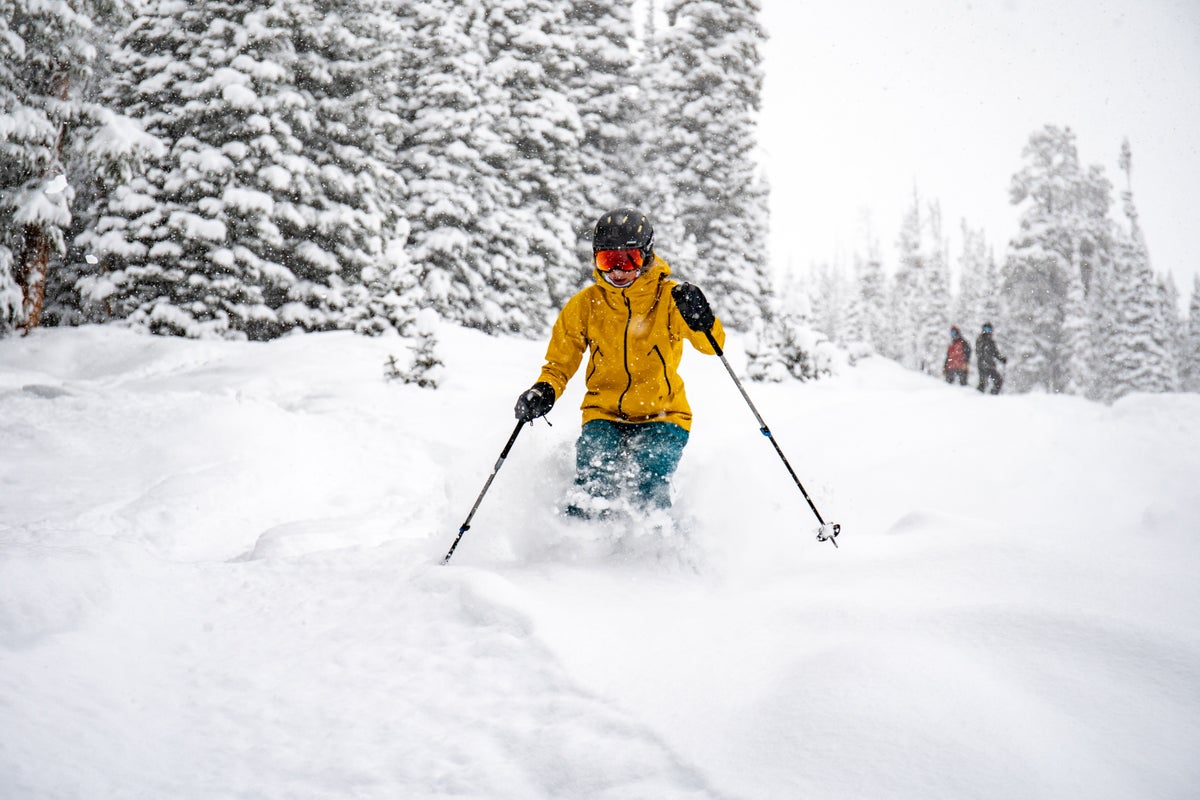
left=535, top=256, right=725, bottom=431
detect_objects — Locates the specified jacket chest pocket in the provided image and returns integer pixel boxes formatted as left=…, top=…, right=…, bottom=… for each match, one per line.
left=586, top=343, right=604, bottom=382
left=649, top=345, right=673, bottom=397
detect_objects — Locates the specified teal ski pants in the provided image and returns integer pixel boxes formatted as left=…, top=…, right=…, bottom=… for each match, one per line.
left=574, top=420, right=689, bottom=509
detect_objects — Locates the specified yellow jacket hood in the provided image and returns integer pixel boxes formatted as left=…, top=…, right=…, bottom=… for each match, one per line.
left=534, top=256, right=725, bottom=431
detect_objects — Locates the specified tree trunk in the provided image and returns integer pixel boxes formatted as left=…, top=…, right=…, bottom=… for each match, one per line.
left=18, top=70, right=71, bottom=335
left=18, top=223, right=50, bottom=334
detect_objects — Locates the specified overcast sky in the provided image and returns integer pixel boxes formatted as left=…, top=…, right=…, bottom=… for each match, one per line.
left=757, top=0, right=1200, bottom=300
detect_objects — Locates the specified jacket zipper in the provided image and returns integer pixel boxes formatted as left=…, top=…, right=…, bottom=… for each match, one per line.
left=650, top=344, right=672, bottom=396
left=616, top=293, right=633, bottom=419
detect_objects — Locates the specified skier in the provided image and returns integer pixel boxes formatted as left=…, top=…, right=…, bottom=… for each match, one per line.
left=943, top=326, right=971, bottom=386
left=975, top=321, right=1007, bottom=394
left=512, top=207, right=725, bottom=518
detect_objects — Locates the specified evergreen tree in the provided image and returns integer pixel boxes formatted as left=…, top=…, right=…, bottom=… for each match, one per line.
left=79, top=0, right=409, bottom=339
left=630, top=0, right=691, bottom=273
left=481, top=0, right=585, bottom=322
left=83, top=1, right=292, bottom=337
left=842, top=214, right=888, bottom=354
left=563, top=0, right=640, bottom=262
left=656, top=0, right=771, bottom=328
left=745, top=311, right=834, bottom=383
left=1104, top=141, right=1176, bottom=398
left=1161, top=273, right=1184, bottom=377
left=1002, top=125, right=1114, bottom=393
left=922, top=200, right=952, bottom=373
left=887, top=198, right=920, bottom=367
left=890, top=189, right=948, bottom=373
left=1107, top=237, right=1176, bottom=398
left=385, top=308, right=444, bottom=388
left=402, top=0, right=520, bottom=334
left=1085, top=246, right=1120, bottom=401
left=808, top=260, right=854, bottom=347
left=285, top=0, right=415, bottom=335
left=1060, top=259, right=1092, bottom=395
left=0, top=0, right=142, bottom=334
left=850, top=254, right=888, bottom=354
left=955, top=220, right=1002, bottom=342
left=1181, top=275, right=1200, bottom=393
left=744, top=316, right=787, bottom=382
left=43, top=9, right=165, bottom=329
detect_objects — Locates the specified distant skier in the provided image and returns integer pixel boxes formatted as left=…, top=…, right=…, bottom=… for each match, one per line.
left=512, top=208, right=726, bottom=517
left=975, top=322, right=1007, bottom=394
left=943, top=326, right=971, bottom=386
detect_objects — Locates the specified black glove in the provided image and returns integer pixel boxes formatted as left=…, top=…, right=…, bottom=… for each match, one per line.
left=514, top=381, right=555, bottom=422
left=672, top=282, right=715, bottom=332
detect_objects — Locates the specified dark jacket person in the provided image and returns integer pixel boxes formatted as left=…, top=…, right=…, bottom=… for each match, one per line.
left=975, top=322, right=1007, bottom=394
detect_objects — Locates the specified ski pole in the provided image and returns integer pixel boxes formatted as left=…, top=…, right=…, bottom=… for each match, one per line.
left=442, top=418, right=526, bottom=564
left=703, top=330, right=840, bottom=547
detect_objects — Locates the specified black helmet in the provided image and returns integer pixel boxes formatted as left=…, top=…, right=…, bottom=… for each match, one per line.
left=593, top=208, right=654, bottom=264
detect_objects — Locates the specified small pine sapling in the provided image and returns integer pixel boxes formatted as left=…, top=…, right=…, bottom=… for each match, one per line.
left=384, top=309, right=444, bottom=388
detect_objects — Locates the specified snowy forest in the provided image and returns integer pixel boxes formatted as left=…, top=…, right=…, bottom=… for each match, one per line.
left=2, top=0, right=1198, bottom=402
left=781, top=128, right=1200, bottom=403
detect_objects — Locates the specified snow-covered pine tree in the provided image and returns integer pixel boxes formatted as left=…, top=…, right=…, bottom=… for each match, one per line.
left=1161, top=273, right=1184, bottom=377
left=1001, top=234, right=1065, bottom=393
left=808, top=260, right=854, bottom=347
left=386, top=307, right=444, bottom=388
left=1105, top=141, right=1176, bottom=398
left=0, top=0, right=136, bottom=335
left=890, top=189, right=948, bottom=373
left=354, top=229, right=416, bottom=338
left=628, top=0, right=691, bottom=271
left=83, top=0, right=402, bottom=339
left=745, top=307, right=836, bottom=383
left=839, top=214, right=887, bottom=354
left=480, top=0, right=584, bottom=325
left=848, top=252, right=888, bottom=354
left=1181, top=275, right=1200, bottom=393
left=922, top=200, right=952, bottom=373
left=892, top=195, right=921, bottom=368
left=562, top=0, right=640, bottom=265
left=1107, top=238, right=1177, bottom=398
left=42, top=10, right=165, bottom=329
left=81, top=1, right=282, bottom=337
left=1060, top=257, right=1092, bottom=396
left=1084, top=244, right=1120, bottom=401
left=284, top=0, right=415, bottom=335
left=1002, top=125, right=1114, bottom=393
left=656, top=0, right=771, bottom=329
left=955, top=220, right=1002, bottom=343
left=744, top=316, right=786, bottom=382
left=401, top=0, right=514, bottom=334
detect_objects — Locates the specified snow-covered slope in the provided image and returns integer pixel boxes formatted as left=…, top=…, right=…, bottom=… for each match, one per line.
left=2, top=325, right=1198, bottom=799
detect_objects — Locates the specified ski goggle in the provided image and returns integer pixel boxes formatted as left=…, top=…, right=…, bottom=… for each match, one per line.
left=594, top=248, right=644, bottom=272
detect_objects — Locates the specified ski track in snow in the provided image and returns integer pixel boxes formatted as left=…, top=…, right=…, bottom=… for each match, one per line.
left=2, top=325, right=1199, bottom=799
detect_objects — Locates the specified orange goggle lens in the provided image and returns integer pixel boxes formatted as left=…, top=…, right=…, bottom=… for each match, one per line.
left=595, top=248, right=644, bottom=272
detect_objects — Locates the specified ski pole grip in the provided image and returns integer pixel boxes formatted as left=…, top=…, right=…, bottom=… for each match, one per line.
left=704, top=329, right=724, bottom=357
